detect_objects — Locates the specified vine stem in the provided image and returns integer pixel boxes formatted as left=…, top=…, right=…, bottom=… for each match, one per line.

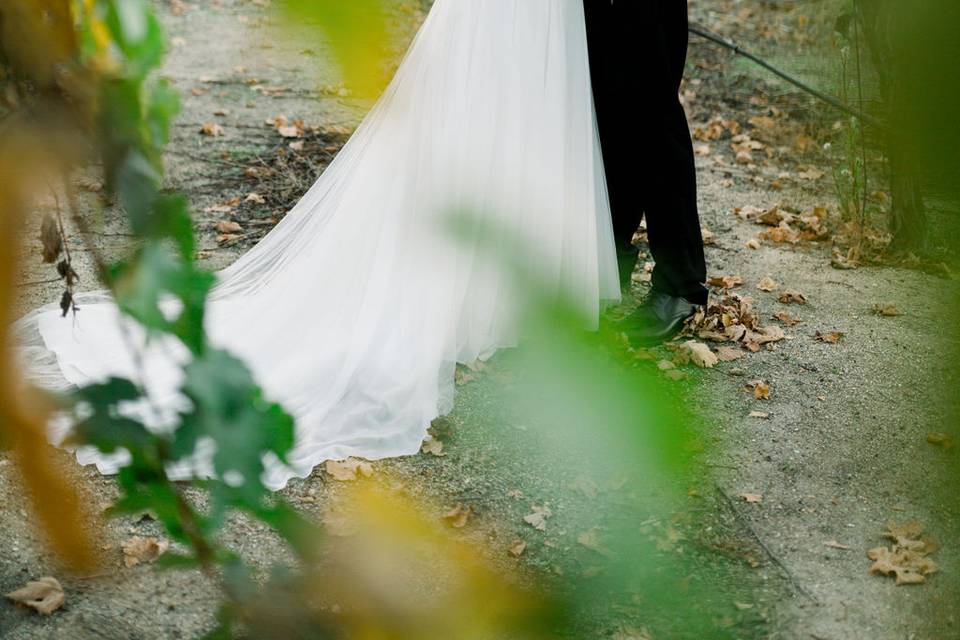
left=852, top=0, right=870, bottom=255
left=58, top=171, right=252, bottom=623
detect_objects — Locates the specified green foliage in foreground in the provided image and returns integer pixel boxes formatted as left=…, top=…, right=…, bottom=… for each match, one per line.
left=65, top=1, right=313, bottom=634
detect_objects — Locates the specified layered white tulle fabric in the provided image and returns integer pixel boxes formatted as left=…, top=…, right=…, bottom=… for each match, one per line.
left=13, top=0, right=619, bottom=489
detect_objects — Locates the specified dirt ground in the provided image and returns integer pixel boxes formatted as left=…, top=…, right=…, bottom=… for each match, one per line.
left=2, top=1, right=959, bottom=639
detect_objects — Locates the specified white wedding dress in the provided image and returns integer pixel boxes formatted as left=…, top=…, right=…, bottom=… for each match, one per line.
left=14, top=0, right=619, bottom=489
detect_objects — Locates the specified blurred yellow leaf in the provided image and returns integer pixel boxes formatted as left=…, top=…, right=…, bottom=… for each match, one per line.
left=280, top=0, right=391, bottom=98
left=307, top=481, right=545, bottom=639
left=0, top=127, right=100, bottom=574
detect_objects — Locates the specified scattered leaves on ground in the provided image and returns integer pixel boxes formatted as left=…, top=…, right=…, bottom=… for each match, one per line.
left=867, top=522, right=939, bottom=585
left=681, top=293, right=787, bottom=354
left=5, top=577, right=65, bottom=615
left=735, top=204, right=830, bottom=245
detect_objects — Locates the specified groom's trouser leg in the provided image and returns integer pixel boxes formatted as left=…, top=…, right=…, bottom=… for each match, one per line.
left=583, top=0, right=708, bottom=305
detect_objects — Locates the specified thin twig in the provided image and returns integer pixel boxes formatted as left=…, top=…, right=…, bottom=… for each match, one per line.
left=16, top=278, right=64, bottom=288
left=689, top=23, right=884, bottom=131
left=714, top=483, right=820, bottom=603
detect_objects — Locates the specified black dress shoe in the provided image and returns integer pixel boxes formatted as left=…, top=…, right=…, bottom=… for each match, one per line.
left=621, top=289, right=699, bottom=346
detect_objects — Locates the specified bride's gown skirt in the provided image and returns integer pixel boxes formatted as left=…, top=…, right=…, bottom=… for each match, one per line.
left=14, top=0, right=619, bottom=489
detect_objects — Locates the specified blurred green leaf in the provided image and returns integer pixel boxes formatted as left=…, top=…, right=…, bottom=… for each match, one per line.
left=111, top=244, right=215, bottom=354
left=175, top=348, right=294, bottom=502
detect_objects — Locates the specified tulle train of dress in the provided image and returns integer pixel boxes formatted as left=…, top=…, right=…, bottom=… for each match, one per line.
left=13, top=0, right=619, bottom=490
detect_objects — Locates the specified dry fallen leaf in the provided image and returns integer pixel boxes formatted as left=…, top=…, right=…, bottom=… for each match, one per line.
left=707, top=275, right=744, bottom=289
left=523, top=505, right=552, bottom=531
left=824, top=540, right=852, bottom=550
left=701, top=226, right=716, bottom=245
left=200, top=122, right=224, bottom=137
left=215, top=220, right=242, bottom=234
left=122, top=536, right=169, bottom=568
left=872, top=304, right=901, bottom=317
left=749, top=411, right=770, bottom=419
left=716, top=346, right=744, bottom=362
left=868, top=521, right=939, bottom=585
left=746, top=380, right=770, bottom=400
left=245, top=192, right=265, bottom=204
left=40, top=214, right=62, bottom=263
left=778, top=289, right=807, bottom=305
left=442, top=503, right=473, bottom=529
left=739, top=493, right=763, bottom=504
left=508, top=539, right=527, bottom=557
left=756, top=277, right=778, bottom=292
left=681, top=340, right=718, bottom=368
left=745, top=238, right=761, bottom=250
left=277, top=125, right=302, bottom=138
left=815, top=330, right=844, bottom=344
left=325, top=458, right=374, bottom=481
left=5, top=577, right=65, bottom=615
left=773, top=311, right=802, bottom=326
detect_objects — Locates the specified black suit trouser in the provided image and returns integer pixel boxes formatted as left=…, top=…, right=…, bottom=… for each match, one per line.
left=583, top=0, right=708, bottom=304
